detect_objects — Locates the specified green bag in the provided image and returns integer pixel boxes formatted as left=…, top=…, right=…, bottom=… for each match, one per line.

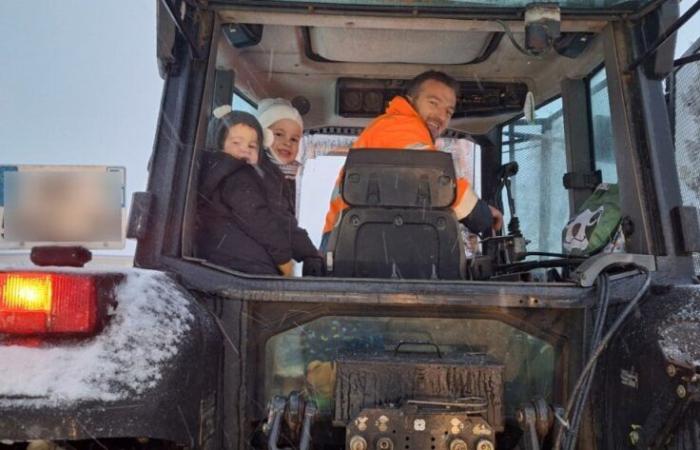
left=562, top=183, right=623, bottom=256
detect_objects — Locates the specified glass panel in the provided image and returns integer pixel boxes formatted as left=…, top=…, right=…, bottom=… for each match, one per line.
left=265, top=316, right=554, bottom=416
left=671, top=48, right=700, bottom=274
left=298, top=154, right=347, bottom=248
left=226, top=0, right=652, bottom=8
left=297, top=136, right=481, bottom=249
left=232, top=92, right=257, bottom=114
left=589, top=69, right=617, bottom=183
left=501, top=98, right=569, bottom=254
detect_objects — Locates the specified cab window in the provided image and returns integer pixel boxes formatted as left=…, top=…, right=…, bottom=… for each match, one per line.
left=501, top=98, right=569, bottom=254
left=265, top=315, right=554, bottom=417
left=588, top=68, right=618, bottom=183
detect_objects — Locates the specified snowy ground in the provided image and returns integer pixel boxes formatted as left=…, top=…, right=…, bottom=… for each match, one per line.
left=0, top=269, right=194, bottom=407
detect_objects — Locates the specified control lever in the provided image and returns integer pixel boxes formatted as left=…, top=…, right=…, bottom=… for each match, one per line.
left=495, top=161, right=522, bottom=237
left=265, top=393, right=318, bottom=450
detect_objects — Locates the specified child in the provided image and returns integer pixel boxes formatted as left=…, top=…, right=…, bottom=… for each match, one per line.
left=257, top=98, right=304, bottom=213
left=196, top=108, right=322, bottom=276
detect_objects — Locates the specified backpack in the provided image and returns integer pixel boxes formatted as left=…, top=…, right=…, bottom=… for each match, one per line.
left=562, top=183, right=624, bottom=256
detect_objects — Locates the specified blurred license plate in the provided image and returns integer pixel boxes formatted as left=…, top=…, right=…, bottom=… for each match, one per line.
left=0, top=165, right=125, bottom=249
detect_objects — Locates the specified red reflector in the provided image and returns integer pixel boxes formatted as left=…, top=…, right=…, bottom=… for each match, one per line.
left=0, top=273, right=100, bottom=335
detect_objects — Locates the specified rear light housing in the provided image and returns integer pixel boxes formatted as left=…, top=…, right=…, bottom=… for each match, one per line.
left=0, top=272, right=120, bottom=335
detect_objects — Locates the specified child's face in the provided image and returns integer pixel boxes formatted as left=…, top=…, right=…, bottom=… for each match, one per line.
left=269, top=119, right=302, bottom=165
left=223, top=124, right=259, bottom=164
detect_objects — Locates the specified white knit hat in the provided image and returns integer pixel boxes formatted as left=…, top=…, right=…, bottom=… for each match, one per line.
left=257, top=98, right=304, bottom=148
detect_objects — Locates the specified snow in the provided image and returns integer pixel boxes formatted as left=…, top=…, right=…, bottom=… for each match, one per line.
left=658, top=292, right=700, bottom=370
left=0, top=269, right=194, bottom=407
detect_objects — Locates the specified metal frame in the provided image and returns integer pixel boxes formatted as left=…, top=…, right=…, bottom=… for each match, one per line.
left=134, top=9, right=216, bottom=267
left=601, top=22, right=660, bottom=256
left=561, top=78, right=595, bottom=212
left=602, top=19, right=691, bottom=263
left=128, top=6, right=700, bottom=450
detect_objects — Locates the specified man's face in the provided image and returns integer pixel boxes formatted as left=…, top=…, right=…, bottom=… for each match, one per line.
left=408, top=79, right=457, bottom=139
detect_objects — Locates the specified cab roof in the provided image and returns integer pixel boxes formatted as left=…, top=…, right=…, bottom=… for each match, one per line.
left=214, top=4, right=612, bottom=134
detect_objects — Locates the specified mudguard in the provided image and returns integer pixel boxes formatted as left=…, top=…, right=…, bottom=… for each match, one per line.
left=597, top=283, right=700, bottom=449
left=0, top=269, right=221, bottom=448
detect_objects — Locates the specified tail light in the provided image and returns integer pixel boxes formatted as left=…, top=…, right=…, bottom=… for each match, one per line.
left=0, top=272, right=119, bottom=335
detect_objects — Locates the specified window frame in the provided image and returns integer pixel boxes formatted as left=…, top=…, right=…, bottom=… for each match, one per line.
left=585, top=63, right=618, bottom=185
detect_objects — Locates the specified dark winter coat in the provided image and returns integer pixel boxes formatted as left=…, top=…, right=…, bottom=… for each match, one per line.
left=196, top=150, right=319, bottom=275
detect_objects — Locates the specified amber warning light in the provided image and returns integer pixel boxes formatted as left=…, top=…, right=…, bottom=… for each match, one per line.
left=0, top=272, right=117, bottom=335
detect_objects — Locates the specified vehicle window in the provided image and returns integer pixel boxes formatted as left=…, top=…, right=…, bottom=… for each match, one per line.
left=297, top=135, right=482, bottom=249
left=298, top=154, right=347, bottom=248
left=501, top=98, right=569, bottom=254
left=589, top=68, right=618, bottom=183
left=265, top=316, right=554, bottom=417
left=670, top=46, right=700, bottom=273
left=232, top=91, right=257, bottom=115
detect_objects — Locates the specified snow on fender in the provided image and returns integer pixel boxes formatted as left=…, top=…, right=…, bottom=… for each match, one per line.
left=0, top=269, right=195, bottom=407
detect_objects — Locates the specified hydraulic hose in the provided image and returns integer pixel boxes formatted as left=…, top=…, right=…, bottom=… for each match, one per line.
left=553, top=269, right=652, bottom=450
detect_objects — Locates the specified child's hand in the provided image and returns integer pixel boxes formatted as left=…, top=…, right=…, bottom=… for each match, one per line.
left=277, top=260, right=294, bottom=277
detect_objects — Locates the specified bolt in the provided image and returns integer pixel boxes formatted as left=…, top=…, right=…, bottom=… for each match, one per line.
left=394, top=215, right=404, bottom=226
left=677, top=384, right=687, bottom=399
left=377, top=437, right=394, bottom=450
left=629, top=430, right=640, bottom=446
left=667, top=364, right=677, bottom=377
left=436, top=217, right=446, bottom=229
left=666, top=364, right=676, bottom=378
left=351, top=215, right=361, bottom=226
left=476, top=439, right=495, bottom=450
left=350, top=435, right=368, bottom=450
left=449, top=439, right=468, bottom=450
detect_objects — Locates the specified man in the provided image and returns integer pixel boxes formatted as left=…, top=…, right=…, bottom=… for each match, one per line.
left=321, top=70, right=503, bottom=250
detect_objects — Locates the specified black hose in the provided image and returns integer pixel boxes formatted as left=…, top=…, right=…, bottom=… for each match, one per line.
left=498, top=258, right=582, bottom=273
left=522, top=252, right=588, bottom=259
left=565, top=274, right=610, bottom=449
left=553, top=269, right=652, bottom=450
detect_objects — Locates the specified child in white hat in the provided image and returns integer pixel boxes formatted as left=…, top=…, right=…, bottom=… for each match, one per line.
left=257, top=98, right=304, bottom=211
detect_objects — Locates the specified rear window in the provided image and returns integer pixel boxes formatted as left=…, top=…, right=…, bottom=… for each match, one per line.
left=265, top=315, right=554, bottom=417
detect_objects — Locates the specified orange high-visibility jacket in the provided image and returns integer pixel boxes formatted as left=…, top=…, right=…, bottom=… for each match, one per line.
left=321, top=96, right=478, bottom=244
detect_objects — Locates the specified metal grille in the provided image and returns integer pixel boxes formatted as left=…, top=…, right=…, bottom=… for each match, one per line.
left=501, top=98, right=569, bottom=254
left=669, top=41, right=700, bottom=274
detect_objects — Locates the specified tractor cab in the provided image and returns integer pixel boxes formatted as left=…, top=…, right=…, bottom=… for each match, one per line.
left=0, top=1, right=698, bottom=450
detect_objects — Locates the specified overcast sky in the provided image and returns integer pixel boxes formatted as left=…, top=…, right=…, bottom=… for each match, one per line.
left=0, top=1, right=162, bottom=199
left=1, top=0, right=698, bottom=254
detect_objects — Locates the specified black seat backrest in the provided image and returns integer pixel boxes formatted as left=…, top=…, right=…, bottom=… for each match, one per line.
left=327, top=149, right=465, bottom=280
left=342, top=149, right=457, bottom=208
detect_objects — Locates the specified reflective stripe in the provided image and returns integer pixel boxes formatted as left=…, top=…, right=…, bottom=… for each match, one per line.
left=323, top=169, right=348, bottom=234
left=452, top=180, right=479, bottom=220
left=405, top=143, right=432, bottom=150
left=322, top=195, right=348, bottom=234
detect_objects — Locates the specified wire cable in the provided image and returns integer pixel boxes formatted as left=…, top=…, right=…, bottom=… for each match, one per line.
left=565, top=274, right=610, bottom=449
left=553, top=269, right=652, bottom=450
left=495, top=20, right=551, bottom=58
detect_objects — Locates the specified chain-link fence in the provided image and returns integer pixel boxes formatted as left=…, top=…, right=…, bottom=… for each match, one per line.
left=668, top=38, right=700, bottom=273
